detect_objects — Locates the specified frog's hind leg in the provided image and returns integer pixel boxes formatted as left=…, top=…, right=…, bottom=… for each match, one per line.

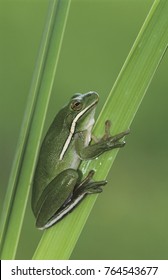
left=42, top=170, right=107, bottom=229
left=35, top=169, right=78, bottom=229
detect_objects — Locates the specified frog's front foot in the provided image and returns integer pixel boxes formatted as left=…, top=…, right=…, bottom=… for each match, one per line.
left=100, top=120, right=130, bottom=149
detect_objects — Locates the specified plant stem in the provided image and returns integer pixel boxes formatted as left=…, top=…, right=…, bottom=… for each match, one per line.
left=0, top=0, right=71, bottom=260
left=32, top=0, right=168, bottom=260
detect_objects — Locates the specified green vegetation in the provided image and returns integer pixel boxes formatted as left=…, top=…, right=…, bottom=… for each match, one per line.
left=0, top=0, right=168, bottom=260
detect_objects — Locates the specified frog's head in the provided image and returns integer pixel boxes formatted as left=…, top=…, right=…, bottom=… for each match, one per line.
left=66, top=91, right=99, bottom=131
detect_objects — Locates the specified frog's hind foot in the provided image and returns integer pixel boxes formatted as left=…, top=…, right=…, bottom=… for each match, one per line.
left=73, top=170, right=107, bottom=197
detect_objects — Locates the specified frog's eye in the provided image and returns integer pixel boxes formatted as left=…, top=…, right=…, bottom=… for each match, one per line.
left=71, top=100, right=83, bottom=111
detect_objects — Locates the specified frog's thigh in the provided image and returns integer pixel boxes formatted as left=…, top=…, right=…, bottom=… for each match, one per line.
left=36, top=169, right=78, bottom=228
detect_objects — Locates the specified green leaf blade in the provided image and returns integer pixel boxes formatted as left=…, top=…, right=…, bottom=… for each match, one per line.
left=32, top=0, right=168, bottom=260
left=0, top=0, right=71, bottom=260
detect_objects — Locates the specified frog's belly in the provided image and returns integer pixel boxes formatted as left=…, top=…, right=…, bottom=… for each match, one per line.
left=54, top=128, right=92, bottom=176
left=55, top=148, right=81, bottom=175
left=68, top=150, right=81, bottom=170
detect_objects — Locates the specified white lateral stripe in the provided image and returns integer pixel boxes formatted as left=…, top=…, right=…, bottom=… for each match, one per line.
left=39, top=194, right=85, bottom=229
left=59, top=102, right=95, bottom=160
left=59, top=131, right=73, bottom=160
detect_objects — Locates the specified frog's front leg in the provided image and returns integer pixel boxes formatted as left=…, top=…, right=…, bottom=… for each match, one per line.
left=77, top=120, right=130, bottom=159
left=35, top=169, right=107, bottom=229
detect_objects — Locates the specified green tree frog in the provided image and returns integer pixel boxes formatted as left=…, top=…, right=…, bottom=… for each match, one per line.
left=31, top=91, right=129, bottom=229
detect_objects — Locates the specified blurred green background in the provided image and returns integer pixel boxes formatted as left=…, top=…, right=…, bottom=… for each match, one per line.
left=0, top=0, right=168, bottom=259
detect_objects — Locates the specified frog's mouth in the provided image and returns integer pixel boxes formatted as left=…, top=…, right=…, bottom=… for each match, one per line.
left=59, top=96, right=98, bottom=160
left=74, top=98, right=98, bottom=134
left=84, top=91, right=99, bottom=114
left=75, top=97, right=98, bottom=122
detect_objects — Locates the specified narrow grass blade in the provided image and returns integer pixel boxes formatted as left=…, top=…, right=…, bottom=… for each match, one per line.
left=0, top=0, right=71, bottom=259
left=0, top=0, right=57, bottom=249
left=32, top=0, right=168, bottom=260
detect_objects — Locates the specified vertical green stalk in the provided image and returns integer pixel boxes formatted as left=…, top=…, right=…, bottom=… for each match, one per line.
left=0, top=0, right=71, bottom=259
left=32, top=0, right=168, bottom=260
